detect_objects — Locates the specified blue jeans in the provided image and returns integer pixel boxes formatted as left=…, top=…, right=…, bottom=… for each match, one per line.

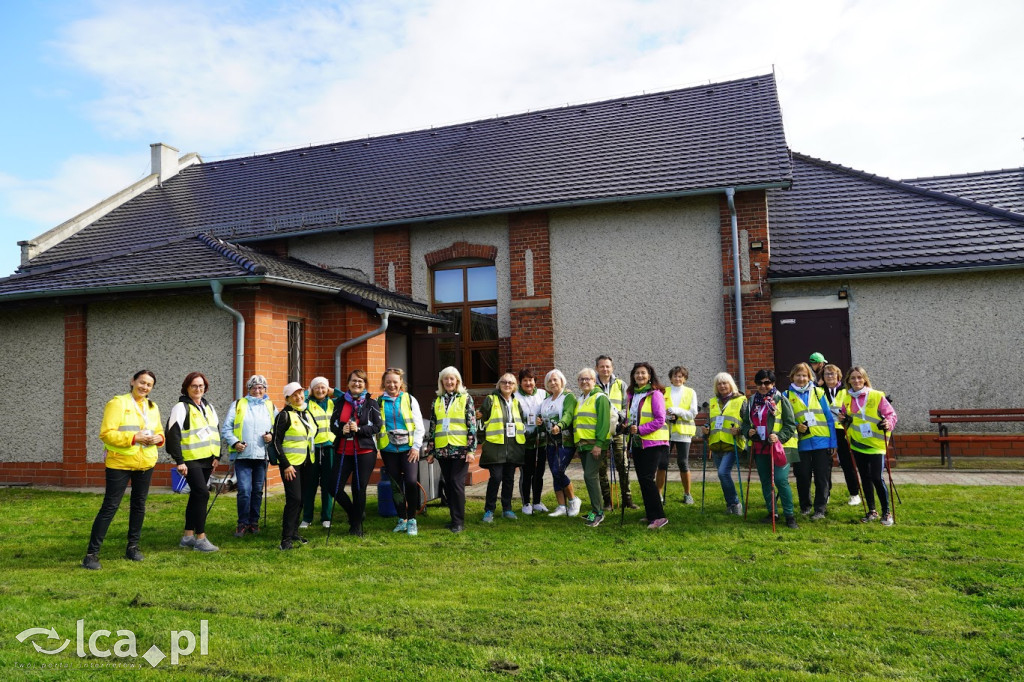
left=235, top=459, right=267, bottom=526
left=546, top=441, right=575, bottom=492
left=712, top=449, right=741, bottom=507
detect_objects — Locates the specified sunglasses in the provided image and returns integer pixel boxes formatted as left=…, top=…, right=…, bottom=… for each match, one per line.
left=757, top=380, right=774, bottom=386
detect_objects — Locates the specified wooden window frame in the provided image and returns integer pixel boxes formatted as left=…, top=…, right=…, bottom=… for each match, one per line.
left=430, top=258, right=499, bottom=389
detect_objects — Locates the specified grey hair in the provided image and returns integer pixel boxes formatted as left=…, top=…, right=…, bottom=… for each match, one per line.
left=246, top=375, right=268, bottom=391
left=711, top=372, right=739, bottom=396
left=543, top=369, right=568, bottom=392
left=436, top=366, right=467, bottom=396
left=576, top=367, right=597, bottom=381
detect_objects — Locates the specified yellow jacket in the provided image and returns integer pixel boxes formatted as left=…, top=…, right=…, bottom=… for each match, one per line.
left=100, top=393, right=165, bottom=470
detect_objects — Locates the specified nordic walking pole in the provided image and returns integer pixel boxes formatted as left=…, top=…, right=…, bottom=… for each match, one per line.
left=881, top=427, right=902, bottom=505
left=699, top=402, right=709, bottom=513
left=770, top=445, right=777, bottom=533
left=743, top=442, right=754, bottom=519
left=207, top=458, right=235, bottom=516
left=733, top=442, right=744, bottom=515
left=843, top=424, right=869, bottom=515
left=262, top=458, right=269, bottom=532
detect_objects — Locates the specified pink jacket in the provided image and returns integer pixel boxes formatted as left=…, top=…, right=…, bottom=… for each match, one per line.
left=628, top=389, right=668, bottom=448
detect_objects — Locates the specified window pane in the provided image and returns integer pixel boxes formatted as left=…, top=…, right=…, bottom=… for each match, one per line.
left=466, top=266, right=497, bottom=302
left=469, top=306, right=498, bottom=341
left=433, top=269, right=464, bottom=304
left=438, top=309, right=463, bottom=337
left=471, top=349, right=500, bottom=386
left=439, top=348, right=457, bottom=371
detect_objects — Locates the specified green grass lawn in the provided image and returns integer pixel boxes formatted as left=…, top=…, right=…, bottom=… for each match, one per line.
left=1, top=484, right=1022, bottom=681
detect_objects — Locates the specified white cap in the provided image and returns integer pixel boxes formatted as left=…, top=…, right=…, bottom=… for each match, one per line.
left=309, top=376, right=330, bottom=391
left=283, top=381, right=304, bottom=398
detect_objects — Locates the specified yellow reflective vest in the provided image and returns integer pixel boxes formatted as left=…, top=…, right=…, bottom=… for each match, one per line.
left=101, top=393, right=163, bottom=470
left=785, top=386, right=831, bottom=441
left=378, top=392, right=417, bottom=450
left=233, top=397, right=276, bottom=441
left=179, top=401, right=221, bottom=462
left=307, top=398, right=336, bottom=446
left=280, top=409, right=316, bottom=466
left=627, top=391, right=670, bottom=443
left=484, top=394, right=526, bottom=445
left=433, top=393, right=469, bottom=448
left=842, top=389, right=888, bottom=455
left=663, top=386, right=697, bottom=438
left=709, top=395, right=747, bottom=451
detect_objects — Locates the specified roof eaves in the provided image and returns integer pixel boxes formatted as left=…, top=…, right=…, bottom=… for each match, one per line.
left=768, top=260, right=1024, bottom=283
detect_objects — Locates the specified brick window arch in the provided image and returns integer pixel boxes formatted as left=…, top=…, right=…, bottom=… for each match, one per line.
left=431, top=252, right=499, bottom=388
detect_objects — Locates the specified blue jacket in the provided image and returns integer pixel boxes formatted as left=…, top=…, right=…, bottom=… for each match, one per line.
left=786, top=385, right=837, bottom=451
left=220, top=396, right=278, bottom=461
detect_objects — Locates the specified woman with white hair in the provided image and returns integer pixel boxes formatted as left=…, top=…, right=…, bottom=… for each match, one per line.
left=220, top=374, right=277, bottom=537
left=540, top=369, right=582, bottom=517
left=302, top=376, right=336, bottom=530
left=702, top=372, right=748, bottom=516
left=423, top=366, right=477, bottom=533
left=478, top=373, right=527, bottom=522
left=573, top=367, right=611, bottom=527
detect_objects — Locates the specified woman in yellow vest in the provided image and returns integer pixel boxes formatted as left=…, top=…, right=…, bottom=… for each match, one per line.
left=625, top=362, right=670, bottom=529
left=477, top=373, right=527, bottom=522
left=664, top=366, right=698, bottom=505
left=302, top=376, right=335, bottom=530
left=166, top=372, right=221, bottom=553
left=541, top=369, right=582, bottom=517
left=702, top=372, right=747, bottom=516
left=220, top=374, right=277, bottom=537
left=839, top=366, right=898, bottom=526
left=741, top=369, right=799, bottom=528
left=273, top=382, right=317, bottom=549
left=82, top=370, right=165, bottom=570
left=423, top=366, right=477, bottom=533
left=822, top=363, right=861, bottom=508
left=784, top=362, right=837, bottom=520
left=572, top=368, right=611, bottom=527
left=378, top=368, right=425, bottom=535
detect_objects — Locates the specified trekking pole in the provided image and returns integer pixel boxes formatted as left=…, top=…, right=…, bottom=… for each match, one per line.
left=207, top=459, right=235, bottom=516
left=881, top=428, right=901, bottom=522
left=699, top=402, right=709, bottom=513
left=608, top=440, right=617, bottom=514
left=743, top=443, right=754, bottom=519
left=732, top=442, right=744, bottom=515
left=326, top=436, right=349, bottom=546
left=769, top=446, right=777, bottom=533
left=844, top=427, right=869, bottom=515
left=262, top=456, right=270, bottom=533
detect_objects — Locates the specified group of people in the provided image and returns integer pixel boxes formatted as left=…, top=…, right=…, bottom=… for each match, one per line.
left=81, top=353, right=897, bottom=569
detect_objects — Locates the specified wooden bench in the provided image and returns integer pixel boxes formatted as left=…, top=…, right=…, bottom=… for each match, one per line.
left=929, top=408, right=1024, bottom=469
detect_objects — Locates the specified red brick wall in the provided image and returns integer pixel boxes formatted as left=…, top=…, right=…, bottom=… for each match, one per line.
left=508, top=211, right=555, bottom=374
left=719, top=190, right=773, bottom=392
left=374, top=226, right=412, bottom=295
left=62, top=306, right=89, bottom=485
left=424, top=241, right=498, bottom=267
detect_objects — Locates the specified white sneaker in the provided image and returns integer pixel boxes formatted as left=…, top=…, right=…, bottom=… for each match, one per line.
left=299, top=521, right=310, bottom=529
left=847, top=495, right=861, bottom=506
left=567, top=497, right=582, bottom=517
left=322, top=520, right=331, bottom=528
left=548, top=505, right=567, bottom=517
left=533, top=502, right=549, bottom=513
left=522, top=504, right=533, bottom=516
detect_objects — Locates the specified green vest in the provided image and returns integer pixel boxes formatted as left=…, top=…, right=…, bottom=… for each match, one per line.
left=709, top=395, right=747, bottom=450
left=281, top=410, right=316, bottom=466
left=484, top=395, right=526, bottom=445
left=180, top=402, right=221, bottom=461
left=786, top=386, right=831, bottom=441
left=574, top=390, right=609, bottom=444
left=307, top=398, right=336, bottom=446
left=843, top=389, right=887, bottom=455
left=433, top=393, right=468, bottom=448
left=378, top=393, right=416, bottom=450
left=663, top=386, right=697, bottom=437
left=233, top=397, right=276, bottom=441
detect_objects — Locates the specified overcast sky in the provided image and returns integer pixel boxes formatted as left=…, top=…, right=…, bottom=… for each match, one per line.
left=1, top=0, right=1022, bottom=277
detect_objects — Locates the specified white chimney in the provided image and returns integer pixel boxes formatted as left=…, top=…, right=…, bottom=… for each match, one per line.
left=151, top=142, right=180, bottom=184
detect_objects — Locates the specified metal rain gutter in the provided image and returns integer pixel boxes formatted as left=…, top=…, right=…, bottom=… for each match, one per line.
left=726, top=188, right=745, bottom=388
left=335, top=310, right=390, bottom=389
left=210, top=280, right=246, bottom=400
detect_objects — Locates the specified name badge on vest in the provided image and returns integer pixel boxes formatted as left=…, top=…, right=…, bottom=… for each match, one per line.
left=198, top=427, right=212, bottom=440
left=859, top=422, right=873, bottom=438
left=528, top=413, right=535, bottom=425
left=505, top=422, right=516, bottom=438
left=756, top=426, right=766, bottom=440
left=442, top=418, right=450, bottom=432
left=714, top=416, right=725, bottom=430
left=805, top=412, right=817, bottom=426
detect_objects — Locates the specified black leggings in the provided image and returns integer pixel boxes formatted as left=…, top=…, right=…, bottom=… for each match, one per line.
left=835, top=434, right=860, bottom=496
left=520, top=444, right=546, bottom=505
left=632, top=444, right=667, bottom=521
left=183, top=460, right=213, bottom=534
left=331, top=452, right=377, bottom=528
left=382, top=451, right=420, bottom=520
left=86, top=467, right=154, bottom=554
left=439, top=458, right=469, bottom=527
left=853, top=449, right=889, bottom=515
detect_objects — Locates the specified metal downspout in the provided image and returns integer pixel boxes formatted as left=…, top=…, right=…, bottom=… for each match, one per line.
left=211, top=280, right=245, bottom=400
left=726, top=188, right=746, bottom=388
left=335, top=311, right=390, bottom=389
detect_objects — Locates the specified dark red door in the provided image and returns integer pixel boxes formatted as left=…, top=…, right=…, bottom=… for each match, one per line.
left=772, top=308, right=851, bottom=388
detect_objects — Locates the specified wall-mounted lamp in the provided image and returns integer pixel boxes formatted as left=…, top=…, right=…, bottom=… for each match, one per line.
left=838, top=288, right=849, bottom=300
left=749, top=240, right=764, bottom=251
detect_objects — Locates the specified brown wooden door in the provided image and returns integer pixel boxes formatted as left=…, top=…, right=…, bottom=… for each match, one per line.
left=772, top=308, right=851, bottom=388
left=409, top=333, right=457, bottom=412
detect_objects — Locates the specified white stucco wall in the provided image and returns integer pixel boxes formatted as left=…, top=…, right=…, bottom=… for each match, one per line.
left=288, top=229, right=374, bottom=283
left=409, top=216, right=511, bottom=337
left=86, top=296, right=234, bottom=463
left=549, top=197, right=726, bottom=396
left=774, top=269, right=1024, bottom=431
left=0, top=308, right=65, bottom=462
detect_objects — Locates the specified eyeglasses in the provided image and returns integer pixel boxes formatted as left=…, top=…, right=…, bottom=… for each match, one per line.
left=757, top=380, right=774, bottom=386
left=499, top=380, right=515, bottom=385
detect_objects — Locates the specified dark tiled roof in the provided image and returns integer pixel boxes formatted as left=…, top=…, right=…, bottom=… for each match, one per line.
left=27, top=74, right=791, bottom=269
left=904, top=167, right=1024, bottom=216
left=0, top=234, right=444, bottom=322
left=768, top=154, right=1024, bottom=279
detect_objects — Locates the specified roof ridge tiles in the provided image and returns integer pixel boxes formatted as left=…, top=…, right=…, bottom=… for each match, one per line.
left=13, top=233, right=199, bottom=280
left=196, top=234, right=267, bottom=275
left=904, top=166, right=1024, bottom=183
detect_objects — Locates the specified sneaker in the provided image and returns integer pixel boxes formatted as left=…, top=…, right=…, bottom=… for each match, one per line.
left=587, top=514, right=605, bottom=528
left=785, top=516, right=799, bottom=529
left=548, top=505, right=567, bottom=517
left=583, top=511, right=598, bottom=523
left=407, top=519, right=418, bottom=536
left=800, top=507, right=812, bottom=516
left=502, top=510, right=517, bottom=520
left=861, top=511, right=880, bottom=523
left=647, top=518, right=669, bottom=529
left=179, top=535, right=196, bottom=548
left=847, top=494, right=862, bottom=507
left=522, top=504, right=533, bottom=516
left=603, top=504, right=613, bottom=512
left=482, top=511, right=494, bottom=523
left=393, top=519, right=408, bottom=533
left=567, top=498, right=582, bottom=517
left=82, top=553, right=101, bottom=570
left=626, top=501, right=640, bottom=510
left=193, top=537, right=219, bottom=552
left=125, top=545, right=144, bottom=561
left=449, top=524, right=464, bottom=533
left=641, top=518, right=648, bottom=524
left=533, top=502, right=549, bottom=513
left=322, top=520, right=331, bottom=529
left=811, top=511, right=826, bottom=521
left=760, top=514, right=779, bottom=524
left=279, top=539, right=294, bottom=551
left=728, top=503, right=743, bottom=516
left=348, top=526, right=364, bottom=537
left=234, top=524, right=248, bottom=538
left=683, top=494, right=695, bottom=505
left=293, top=535, right=309, bottom=544
left=247, top=523, right=260, bottom=535
left=881, top=513, right=894, bottom=527
left=299, top=521, right=310, bottom=529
